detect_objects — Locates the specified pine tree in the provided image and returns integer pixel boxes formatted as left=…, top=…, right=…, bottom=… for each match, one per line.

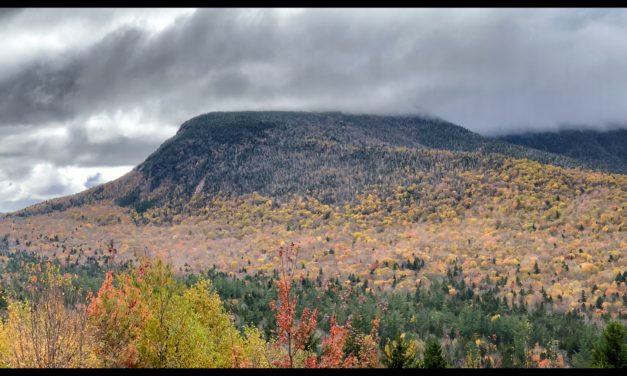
left=423, top=337, right=448, bottom=368
left=591, top=322, right=627, bottom=368
left=382, top=333, right=418, bottom=368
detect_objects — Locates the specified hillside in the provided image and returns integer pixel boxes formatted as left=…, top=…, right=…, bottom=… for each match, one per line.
left=1, top=110, right=624, bottom=317
left=499, top=128, right=627, bottom=174
left=0, top=111, right=625, bottom=368
left=9, top=111, right=593, bottom=218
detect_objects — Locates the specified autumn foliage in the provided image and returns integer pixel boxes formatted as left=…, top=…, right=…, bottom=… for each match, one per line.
left=87, top=270, right=147, bottom=367
left=269, top=243, right=380, bottom=368
left=0, top=263, right=93, bottom=367
left=0, top=242, right=621, bottom=368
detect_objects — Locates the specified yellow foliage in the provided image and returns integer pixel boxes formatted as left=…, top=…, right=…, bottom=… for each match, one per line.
left=445, top=254, right=457, bottom=264
left=580, top=262, right=596, bottom=273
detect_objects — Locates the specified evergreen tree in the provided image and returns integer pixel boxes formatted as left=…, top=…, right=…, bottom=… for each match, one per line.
left=423, top=337, right=448, bottom=368
left=382, top=333, right=418, bottom=368
left=571, top=347, right=593, bottom=368
left=591, top=322, right=627, bottom=368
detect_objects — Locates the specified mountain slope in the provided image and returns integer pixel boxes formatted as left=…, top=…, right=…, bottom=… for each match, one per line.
left=1, top=111, right=624, bottom=318
left=499, top=128, right=627, bottom=174
left=10, top=111, right=597, bottom=218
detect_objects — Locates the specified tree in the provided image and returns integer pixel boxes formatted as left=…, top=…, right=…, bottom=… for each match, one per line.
left=527, top=340, right=565, bottom=368
left=182, top=277, right=249, bottom=367
left=422, top=337, right=447, bottom=368
left=315, top=316, right=356, bottom=368
left=571, top=346, right=593, bottom=368
left=353, top=319, right=381, bottom=368
left=135, top=259, right=252, bottom=367
left=87, top=258, right=261, bottom=368
left=382, top=333, right=418, bottom=368
left=270, top=243, right=318, bottom=368
left=0, top=263, right=92, bottom=368
left=241, top=325, right=271, bottom=368
left=87, top=271, right=147, bottom=367
left=591, top=322, right=627, bottom=368
left=122, top=259, right=193, bottom=367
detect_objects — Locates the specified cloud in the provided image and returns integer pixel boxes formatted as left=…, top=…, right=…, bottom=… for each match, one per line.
left=0, top=198, right=41, bottom=214
left=2, top=8, right=627, bottom=211
left=84, top=173, right=104, bottom=188
left=4, top=9, right=627, bottom=132
left=0, top=163, right=133, bottom=212
left=0, top=124, right=164, bottom=168
left=0, top=62, right=78, bottom=125
left=0, top=8, right=22, bottom=20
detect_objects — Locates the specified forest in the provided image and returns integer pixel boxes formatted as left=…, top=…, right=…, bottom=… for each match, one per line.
left=0, top=112, right=624, bottom=368
left=0, top=243, right=624, bottom=368
left=499, top=128, right=627, bottom=174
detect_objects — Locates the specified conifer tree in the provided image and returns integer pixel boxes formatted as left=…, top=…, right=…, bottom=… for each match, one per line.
left=423, top=337, right=448, bottom=368
left=592, top=322, right=627, bottom=368
left=382, top=333, right=418, bottom=368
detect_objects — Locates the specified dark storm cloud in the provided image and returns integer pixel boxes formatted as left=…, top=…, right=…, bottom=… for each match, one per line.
left=0, top=62, right=78, bottom=125
left=2, top=8, right=627, bottom=211
left=4, top=8, right=627, bottom=135
left=0, top=9, right=279, bottom=126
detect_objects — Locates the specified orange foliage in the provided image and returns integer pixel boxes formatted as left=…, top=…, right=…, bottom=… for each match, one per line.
left=87, top=270, right=148, bottom=367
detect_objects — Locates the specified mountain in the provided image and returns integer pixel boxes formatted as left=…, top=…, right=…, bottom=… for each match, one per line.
left=498, top=128, right=627, bottom=174
left=9, top=111, right=598, bottom=218
left=1, top=111, right=624, bottom=319
left=1, top=112, right=624, bottom=370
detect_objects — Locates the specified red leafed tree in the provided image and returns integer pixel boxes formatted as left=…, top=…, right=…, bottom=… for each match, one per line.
left=270, top=243, right=323, bottom=368
left=87, top=269, right=148, bottom=367
left=316, top=316, right=357, bottom=368
left=270, top=243, right=373, bottom=368
left=294, top=307, right=318, bottom=351
left=270, top=243, right=302, bottom=367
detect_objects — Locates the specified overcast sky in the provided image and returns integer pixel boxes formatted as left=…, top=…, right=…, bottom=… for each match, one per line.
left=1, top=8, right=627, bottom=212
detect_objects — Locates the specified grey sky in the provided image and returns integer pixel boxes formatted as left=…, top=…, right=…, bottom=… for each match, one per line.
left=1, top=8, right=627, bottom=212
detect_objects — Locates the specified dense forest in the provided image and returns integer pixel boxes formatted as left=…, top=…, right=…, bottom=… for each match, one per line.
left=499, top=128, right=627, bottom=174
left=9, top=112, right=601, bottom=218
left=0, top=245, right=625, bottom=368
left=0, top=112, right=624, bottom=368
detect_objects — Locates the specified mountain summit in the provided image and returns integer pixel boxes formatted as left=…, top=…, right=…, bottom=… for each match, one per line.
left=10, top=111, right=599, bottom=217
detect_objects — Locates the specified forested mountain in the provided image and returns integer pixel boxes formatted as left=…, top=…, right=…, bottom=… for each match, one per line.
left=0, top=112, right=625, bottom=368
left=499, top=128, right=627, bottom=174
left=9, top=111, right=599, bottom=218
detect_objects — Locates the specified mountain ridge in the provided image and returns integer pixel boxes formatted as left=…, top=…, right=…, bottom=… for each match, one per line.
left=498, top=128, right=627, bottom=174
left=6, top=111, right=620, bottom=218
left=1, top=112, right=624, bottom=321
